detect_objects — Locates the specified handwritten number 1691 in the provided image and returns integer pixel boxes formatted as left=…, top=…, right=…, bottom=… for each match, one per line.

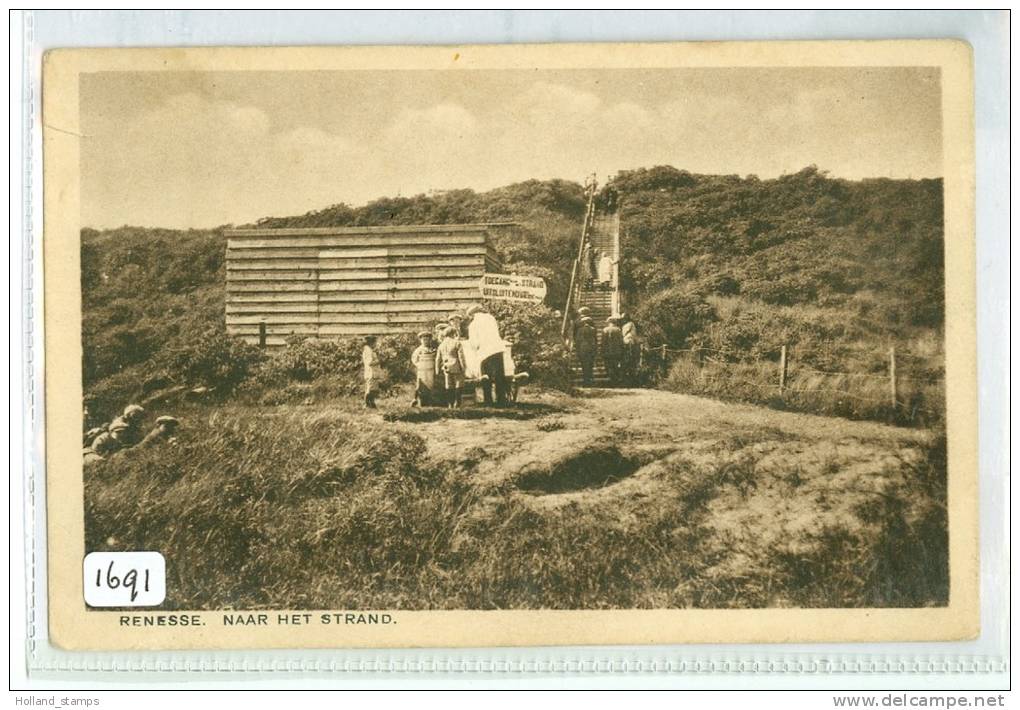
left=96, top=560, right=150, bottom=602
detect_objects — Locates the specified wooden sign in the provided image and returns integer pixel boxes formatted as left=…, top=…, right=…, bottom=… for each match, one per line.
left=479, top=273, right=547, bottom=303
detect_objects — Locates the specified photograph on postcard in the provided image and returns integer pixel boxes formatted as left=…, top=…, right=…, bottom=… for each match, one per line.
left=43, top=41, right=978, bottom=649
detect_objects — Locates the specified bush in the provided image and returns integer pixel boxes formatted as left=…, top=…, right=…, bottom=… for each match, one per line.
left=633, top=288, right=716, bottom=349
left=83, top=327, right=265, bottom=422
left=156, top=329, right=266, bottom=393
left=241, top=334, right=418, bottom=400
left=235, top=301, right=572, bottom=400
left=81, top=227, right=226, bottom=389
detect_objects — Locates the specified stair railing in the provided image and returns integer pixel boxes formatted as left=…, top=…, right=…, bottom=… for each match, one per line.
left=611, top=211, right=621, bottom=316
left=561, top=175, right=598, bottom=342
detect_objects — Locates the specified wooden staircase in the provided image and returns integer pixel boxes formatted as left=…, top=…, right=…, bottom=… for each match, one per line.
left=563, top=180, right=622, bottom=387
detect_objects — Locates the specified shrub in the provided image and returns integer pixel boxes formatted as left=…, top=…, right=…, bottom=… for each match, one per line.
left=157, top=328, right=266, bottom=393
left=241, top=334, right=418, bottom=400
left=633, top=288, right=716, bottom=349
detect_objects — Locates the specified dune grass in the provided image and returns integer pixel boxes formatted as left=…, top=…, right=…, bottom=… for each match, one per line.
left=84, top=400, right=948, bottom=611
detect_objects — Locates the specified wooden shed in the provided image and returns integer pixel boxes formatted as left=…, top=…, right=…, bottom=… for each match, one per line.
left=224, top=224, right=508, bottom=346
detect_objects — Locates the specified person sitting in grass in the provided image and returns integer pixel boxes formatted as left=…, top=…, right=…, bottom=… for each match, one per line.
left=410, top=330, right=438, bottom=407
left=435, top=325, right=467, bottom=409
left=106, top=403, right=146, bottom=447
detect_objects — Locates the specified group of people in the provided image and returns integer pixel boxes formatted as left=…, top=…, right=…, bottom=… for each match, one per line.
left=579, top=238, right=618, bottom=290
left=572, top=308, right=641, bottom=386
left=82, top=403, right=181, bottom=465
left=362, top=303, right=517, bottom=410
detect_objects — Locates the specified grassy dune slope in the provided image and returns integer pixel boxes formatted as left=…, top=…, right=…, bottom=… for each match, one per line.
left=85, top=385, right=947, bottom=610
left=82, top=168, right=945, bottom=425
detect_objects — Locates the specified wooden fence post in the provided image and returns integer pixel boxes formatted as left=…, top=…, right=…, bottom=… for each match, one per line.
left=779, top=345, right=788, bottom=394
left=258, top=320, right=267, bottom=349
left=889, top=346, right=898, bottom=409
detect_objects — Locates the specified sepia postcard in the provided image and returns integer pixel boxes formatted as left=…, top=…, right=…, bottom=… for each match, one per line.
left=42, top=40, right=977, bottom=650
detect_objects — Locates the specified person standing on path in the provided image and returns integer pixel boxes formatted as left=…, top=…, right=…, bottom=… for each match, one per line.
left=574, top=315, right=598, bottom=385
left=580, top=240, right=594, bottom=287
left=601, top=316, right=625, bottom=386
left=465, top=303, right=509, bottom=406
left=571, top=306, right=591, bottom=349
left=620, top=313, right=641, bottom=385
left=435, top=325, right=467, bottom=409
left=598, top=252, right=618, bottom=290
left=410, top=331, right=438, bottom=406
left=362, top=336, right=381, bottom=409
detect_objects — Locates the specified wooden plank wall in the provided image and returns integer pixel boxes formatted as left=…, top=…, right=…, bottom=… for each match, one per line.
left=225, top=225, right=505, bottom=346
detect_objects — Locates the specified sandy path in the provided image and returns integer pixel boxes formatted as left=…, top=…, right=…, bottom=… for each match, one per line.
left=400, top=387, right=934, bottom=580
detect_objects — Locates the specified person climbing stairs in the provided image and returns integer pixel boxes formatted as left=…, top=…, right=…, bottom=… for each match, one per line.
left=563, top=178, right=622, bottom=387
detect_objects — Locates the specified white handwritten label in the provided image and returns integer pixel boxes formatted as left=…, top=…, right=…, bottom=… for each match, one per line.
left=84, top=551, right=166, bottom=607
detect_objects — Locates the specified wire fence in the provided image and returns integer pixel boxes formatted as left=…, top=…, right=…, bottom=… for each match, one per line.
left=640, top=342, right=945, bottom=425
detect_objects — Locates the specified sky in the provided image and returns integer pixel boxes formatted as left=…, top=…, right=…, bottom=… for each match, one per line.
left=79, top=67, right=942, bottom=229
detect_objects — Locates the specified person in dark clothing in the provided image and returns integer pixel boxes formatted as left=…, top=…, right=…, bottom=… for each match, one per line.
left=571, top=306, right=591, bottom=347
left=601, top=316, right=625, bottom=386
left=580, top=241, right=594, bottom=287
left=620, top=313, right=641, bottom=385
left=480, top=351, right=508, bottom=405
left=574, top=316, right=598, bottom=385
left=435, top=326, right=467, bottom=409
left=605, top=186, right=618, bottom=213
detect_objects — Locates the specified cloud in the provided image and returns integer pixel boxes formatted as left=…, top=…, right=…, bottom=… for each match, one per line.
left=81, top=72, right=942, bottom=229
left=84, top=92, right=371, bottom=226
left=381, top=103, right=478, bottom=149
left=276, top=126, right=356, bottom=157
left=602, top=101, right=655, bottom=130
left=513, top=82, right=602, bottom=127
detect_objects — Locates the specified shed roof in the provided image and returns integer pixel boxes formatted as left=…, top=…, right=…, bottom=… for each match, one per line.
left=226, top=223, right=517, bottom=238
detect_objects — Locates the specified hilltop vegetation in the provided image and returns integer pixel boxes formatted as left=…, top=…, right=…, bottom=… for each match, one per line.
left=616, top=166, right=943, bottom=323
left=81, top=166, right=944, bottom=424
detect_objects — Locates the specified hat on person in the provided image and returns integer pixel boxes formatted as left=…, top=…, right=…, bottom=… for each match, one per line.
left=580, top=316, right=594, bottom=324
left=109, top=420, right=130, bottom=433
left=578, top=306, right=591, bottom=316
left=123, top=404, right=145, bottom=419
left=448, top=312, right=465, bottom=322
left=90, top=432, right=116, bottom=456
left=155, top=416, right=180, bottom=432
left=416, top=330, right=431, bottom=339
left=607, top=315, right=622, bottom=324
left=465, top=304, right=484, bottom=318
